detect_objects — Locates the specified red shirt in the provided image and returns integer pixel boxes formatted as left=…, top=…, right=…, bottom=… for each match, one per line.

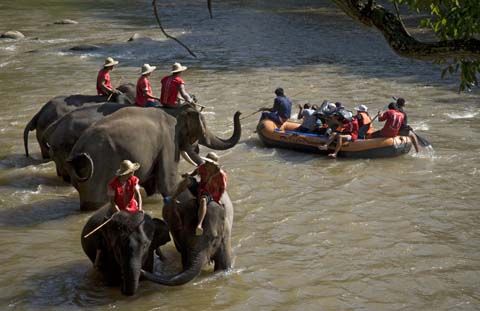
left=341, top=118, right=359, bottom=141
left=136, top=76, right=153, bottom=107
left=108, top=175, right=140, bottom=213
left=96, top=68, right=112, bottom=96
left=379, top=109, right=404, bottom=137
left=197, top=164, right=227, bottom=203
left=160, top=75, right=184, bottom=107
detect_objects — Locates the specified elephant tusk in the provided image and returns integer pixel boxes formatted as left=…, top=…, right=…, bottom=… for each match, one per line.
left=181, top=151, right=197, bottom=167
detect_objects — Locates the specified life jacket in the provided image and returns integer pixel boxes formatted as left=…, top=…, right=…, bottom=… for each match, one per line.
left=357, top=111, right=374, bottom=135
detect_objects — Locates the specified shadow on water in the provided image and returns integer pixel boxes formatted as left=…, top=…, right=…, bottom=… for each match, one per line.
left=0, top=197, right=79, bottom=227
left=4, top=259, right=183, bottom=309
left=0, top=153, right=49, bottom=170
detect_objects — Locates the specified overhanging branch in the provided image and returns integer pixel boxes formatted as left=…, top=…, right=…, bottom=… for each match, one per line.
left=332, top=0, right=480, bottom=61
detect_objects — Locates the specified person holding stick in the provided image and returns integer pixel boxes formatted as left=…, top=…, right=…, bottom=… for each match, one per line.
left=107, top=160, right=143, bottom=213
left=160, top=62, right=193, bottom=108
left=259, top=87, right=292, bottom=127
left=96, top=57, right=121, bottom=97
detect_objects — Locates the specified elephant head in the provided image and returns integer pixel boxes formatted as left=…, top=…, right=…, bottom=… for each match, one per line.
left=141, top=190, right=233, bottom=286
left=175, top=104, right=242, bottom=165
left=101, top=211, right=170, bottom=295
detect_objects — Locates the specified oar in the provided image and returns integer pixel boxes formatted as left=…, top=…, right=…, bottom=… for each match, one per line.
left=410, top=129, right=431, bottom=147
left=83, top=211, right=118, bottom=238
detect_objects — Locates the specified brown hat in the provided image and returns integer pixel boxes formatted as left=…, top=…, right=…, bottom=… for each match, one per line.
left=116, top=160, right=140, bottom=176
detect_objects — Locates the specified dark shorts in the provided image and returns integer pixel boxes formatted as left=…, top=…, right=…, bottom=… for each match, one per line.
left=145, top=100, right=161, bottom=108
left=260, top=112, right=283, bottom=127
left=187, top=177, right=214, bottom=205
left=296, top=126, right=312, bottom=133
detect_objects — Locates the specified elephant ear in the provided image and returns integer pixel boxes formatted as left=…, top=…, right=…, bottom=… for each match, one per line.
left=152, top=218, right=171, bottom=248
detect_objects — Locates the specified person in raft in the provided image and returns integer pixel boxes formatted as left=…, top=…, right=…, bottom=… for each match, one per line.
left=318, top=110, right=359, bottom=158
left=296, top=103, right=319, bottom=133
left=259, top=87, right=292, bottom=127
left=96, top=57, right=121, bottom=97
left=135, top=64, right=161, bottom=108
left=394, top=97, right=420, bottom=152
left=168, top=152, right=227, bottom=236
left=370, top=102, right=404, bottom=139
left=354, top=104, right=374, bottom=139
left=160, top=62, right=193, bottom=108
left=107, top=160, right=143, bottom=214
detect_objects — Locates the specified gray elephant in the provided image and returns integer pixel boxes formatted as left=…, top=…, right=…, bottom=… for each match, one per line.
left=66, top=105, right=241, bottom=210
left=42, top=102, right=129, bottom=182
left=23, top=83, right=135, bottom=158
left=142, top=185, right=233, bottom=285
left=81, top=205, right=170, bottom=296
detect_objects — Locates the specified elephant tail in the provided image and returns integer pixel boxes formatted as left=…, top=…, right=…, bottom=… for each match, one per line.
left=24, top=110, right=40, bottom=157
left=141, top=253, right=206, bottom=286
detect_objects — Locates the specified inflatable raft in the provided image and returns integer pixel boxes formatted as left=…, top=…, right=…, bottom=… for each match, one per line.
left=256, top=119, right=412, bottom=158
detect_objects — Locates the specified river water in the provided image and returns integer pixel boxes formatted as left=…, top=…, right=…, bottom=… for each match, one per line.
left=1, top=0, right=479, bottom=310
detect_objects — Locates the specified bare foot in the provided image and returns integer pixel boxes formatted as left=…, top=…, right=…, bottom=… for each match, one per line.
left=195, top=226, right=204, bottom=236
left=328, top=153, right=337, bottom=159
left=318, top=145, right=328, bottom=151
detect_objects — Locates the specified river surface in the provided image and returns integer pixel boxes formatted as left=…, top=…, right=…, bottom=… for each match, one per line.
left=1, top=0, right=479, bottom=310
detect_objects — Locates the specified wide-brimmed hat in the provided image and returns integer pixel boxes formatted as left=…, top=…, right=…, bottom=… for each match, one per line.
left=104, top=57, right=119, bottom=67
left=116, top=160, right=140, bottom=176
left=171, top=62, right=187, bottom=73
left=201, top=152, right=219, bottom=166
left=355, top=104, right=368, bottom=112
left=141, top=63, right=156, bottom=75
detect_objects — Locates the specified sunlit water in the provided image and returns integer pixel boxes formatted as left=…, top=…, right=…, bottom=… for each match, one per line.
left=1, top=0, right=479, bottom=310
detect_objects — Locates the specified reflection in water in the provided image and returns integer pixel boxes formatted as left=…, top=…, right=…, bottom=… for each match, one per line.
left=0, top=0, right=479, bottom=310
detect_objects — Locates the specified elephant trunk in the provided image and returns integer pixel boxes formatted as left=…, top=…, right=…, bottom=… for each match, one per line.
left=184, top=144, right=204, bottom=166
left=141, top=253, right=206, bottom=286
left=121, top=260, right=142, bottom=296
left=66, top=153, right=94, bottom=182
left=199, top=111, right=241, bottom=150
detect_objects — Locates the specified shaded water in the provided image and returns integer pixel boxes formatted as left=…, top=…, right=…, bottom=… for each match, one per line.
left=1, top=0, right=480, bottom=310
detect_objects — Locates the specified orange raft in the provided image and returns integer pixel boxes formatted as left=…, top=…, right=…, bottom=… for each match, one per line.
left=256, top=119, right=412, bottom=158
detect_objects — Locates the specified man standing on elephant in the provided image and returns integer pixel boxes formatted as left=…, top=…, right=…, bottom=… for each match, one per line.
left=107, top=160, right=143, bottom=213
left=136, top=64, right=161, bottom=108
left=170, top=152, right=227, bottom=236
left=160, top=62, right=193, bottom=108
left=96, top=57, right=120, bottom=97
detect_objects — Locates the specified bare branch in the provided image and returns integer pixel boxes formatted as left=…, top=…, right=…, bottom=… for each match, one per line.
left=208, top=0, right=213, bottom=18
left=152, top=0, right=197, bottom=58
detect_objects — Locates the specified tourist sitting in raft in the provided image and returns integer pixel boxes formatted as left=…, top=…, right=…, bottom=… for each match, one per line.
left=107, top=160, right=143, bottom=213
left=354, top=104, right=374, bottom=139
left=169, top=152, right=227, bottom=236
left=135, top=64, right=161, bottom=108
left=318, top=110, right=359, bottom=158
left=370, top=102, right=404, bottom=138
left=259, top=87, right=292, bottom=127
left=296, top=103, right=319, bottom=133
left=394, top=97, right=420, bottom=152
left=96, top=57, right=121, bottom=97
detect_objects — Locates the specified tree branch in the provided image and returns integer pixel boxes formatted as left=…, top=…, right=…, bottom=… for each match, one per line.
left=332, top=0, right=480, bottom=61
left=152, top=0, right=197, bottom=58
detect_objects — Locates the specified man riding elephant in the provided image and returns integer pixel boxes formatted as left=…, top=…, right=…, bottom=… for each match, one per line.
left=160, top=62, right=193, bottom=107
left=96, top=57, right=121, bottom=97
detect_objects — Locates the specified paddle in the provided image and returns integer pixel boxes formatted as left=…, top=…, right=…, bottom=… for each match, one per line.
left=410, top=129, right=431, bottom=147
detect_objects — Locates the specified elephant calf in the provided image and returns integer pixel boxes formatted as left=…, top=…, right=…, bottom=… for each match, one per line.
left=81, top=205, right=170, bottom=295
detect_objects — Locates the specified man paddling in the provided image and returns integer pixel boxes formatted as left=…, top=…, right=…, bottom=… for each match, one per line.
left=259, top=87, right=292, bottom=127
left=160, top=62, right=193, bottom=107
left=96, top=57, right=121, bottom=97
left=395, top=97, right=420, bottom=152
left=370, top=102, right=404, bottom=138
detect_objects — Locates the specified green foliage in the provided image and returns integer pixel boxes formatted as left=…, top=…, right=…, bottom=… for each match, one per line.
left=393, top=0, right=480, bottom=91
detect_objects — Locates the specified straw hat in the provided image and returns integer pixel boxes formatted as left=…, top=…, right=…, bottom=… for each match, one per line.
left=354, top=104, right=368, bottom=112
left=116, top=160, right=140, bottom=176
left=103, top=57, right=119, bottom=67
left=201, top=152, right=219, bottom=166
left=141, top=63, right=156, bottom=75
left=171, top=62, right=187, bottom=73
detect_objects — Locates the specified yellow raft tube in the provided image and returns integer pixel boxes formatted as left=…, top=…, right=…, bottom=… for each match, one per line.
left=256, top=119, right=412, bottom=158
